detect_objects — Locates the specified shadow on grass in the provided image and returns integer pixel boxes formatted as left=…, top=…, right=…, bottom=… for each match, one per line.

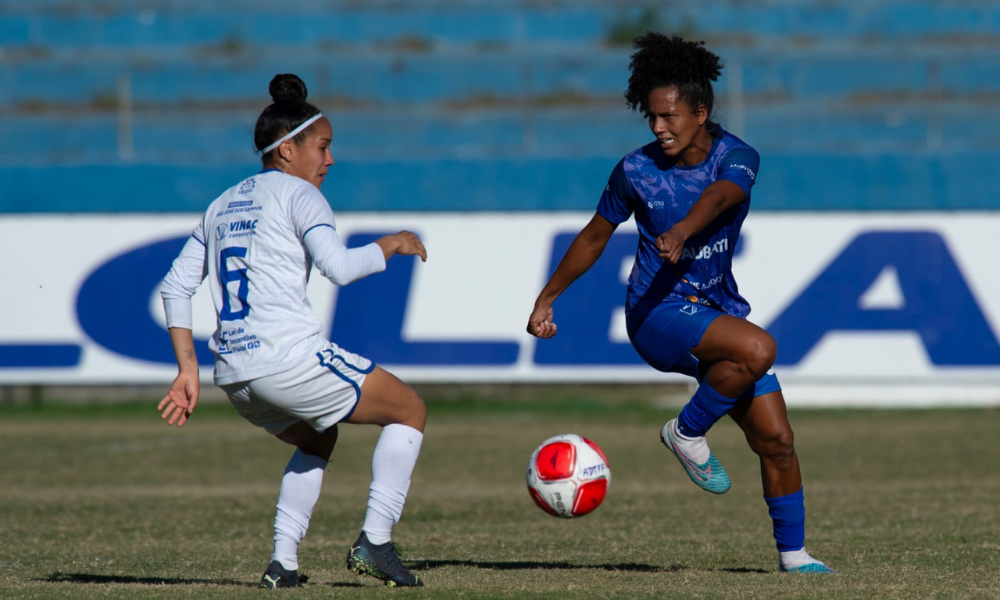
left=407, top=559, right=683, bottom=573
left=44, top=572, right=368, bottom=588
left=718, top=567, right=769, bottom=574
left=43, top=572, right=252, bottom=586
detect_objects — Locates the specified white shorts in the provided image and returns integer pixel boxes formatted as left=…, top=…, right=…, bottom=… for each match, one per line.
left=220, top=341, right=374, bottom=435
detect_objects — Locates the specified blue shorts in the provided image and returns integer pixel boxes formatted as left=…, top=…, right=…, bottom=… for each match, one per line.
left=626, top=298, right=781, bottom=400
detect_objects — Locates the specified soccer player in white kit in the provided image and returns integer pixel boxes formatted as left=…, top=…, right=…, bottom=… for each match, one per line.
left=159, top=74, right=427, bottom=588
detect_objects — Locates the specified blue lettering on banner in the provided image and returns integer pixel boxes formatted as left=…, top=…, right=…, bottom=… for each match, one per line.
left=6, top=227, right=996, bottom=374
left=75, top=236, right=215, bottom=366
left=534, top=233, right=644, bottom=365
left=767, top=231, right=1000, bottom=366
left=0, top=344, right=82, bottom=368
left=329, top=232, right=519, bottom=365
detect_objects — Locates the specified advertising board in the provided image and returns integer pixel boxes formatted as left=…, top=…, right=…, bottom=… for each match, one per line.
left=2, top=213, right=998, bottom=405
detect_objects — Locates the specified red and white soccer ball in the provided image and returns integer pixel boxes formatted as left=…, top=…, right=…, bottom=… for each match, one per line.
left=526, top=433, right=611, bottom=518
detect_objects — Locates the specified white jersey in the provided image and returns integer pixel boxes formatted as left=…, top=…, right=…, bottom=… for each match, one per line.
left=161, top=169, right=385, bottom=385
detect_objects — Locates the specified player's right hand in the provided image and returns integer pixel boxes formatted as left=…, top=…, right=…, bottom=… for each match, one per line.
left=527, top=304, right=557, bottom=338
left=158, top=372, right=199, bottom=427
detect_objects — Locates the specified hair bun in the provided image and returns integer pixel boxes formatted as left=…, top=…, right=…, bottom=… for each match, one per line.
left=269, top=73, right=308, bottom=103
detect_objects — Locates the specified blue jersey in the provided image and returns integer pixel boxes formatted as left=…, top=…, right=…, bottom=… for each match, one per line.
left=596, top=127, right=760, bottom=324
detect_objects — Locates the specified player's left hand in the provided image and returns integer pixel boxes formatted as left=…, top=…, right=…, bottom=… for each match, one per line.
left=656, top=228, right=686, bottom=264
left=158, top=372, right=200, bottom=427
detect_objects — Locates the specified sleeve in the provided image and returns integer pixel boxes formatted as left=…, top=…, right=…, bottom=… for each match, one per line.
left=287, top=184, right=386, bottom=286
left=302, top=225, right=386, bottom=286
left=160, top=232, right=208, bottom=329
left=287, top=182, right=337, bottom=239
left=595, top=158, right=634, bottom=225
left=716, top=146, right=760, bottom=198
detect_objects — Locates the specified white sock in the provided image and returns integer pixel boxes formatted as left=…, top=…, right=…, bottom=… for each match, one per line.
left=362, top=424, right=423, bottom=545
left=666, top=419, right=710, bottom=464
left=780, top=548, right=826, bottom=570
left=271, top=449, right=327, bottom=571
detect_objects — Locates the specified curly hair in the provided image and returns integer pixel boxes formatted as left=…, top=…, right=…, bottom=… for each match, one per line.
left=624, top=32, right=723, bottom=120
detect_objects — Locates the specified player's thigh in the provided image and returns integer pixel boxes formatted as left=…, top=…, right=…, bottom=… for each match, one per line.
left=275, top=420, right=339, bottom=460
left=347, top=366, right=426, bottom=431
left=692, top=314, right=776, bottom=367
left=224, top=343, right=374, bottom=437
left=628, top=300, right=722, bottom=373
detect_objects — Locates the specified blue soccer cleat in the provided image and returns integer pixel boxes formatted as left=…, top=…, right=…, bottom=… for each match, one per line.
left=660, top=419, right=731, bottom=494
left=780, top=561, right=839, bottom=574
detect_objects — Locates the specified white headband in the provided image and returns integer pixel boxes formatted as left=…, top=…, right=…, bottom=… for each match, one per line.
left=261, top=113, right=325, bottom=154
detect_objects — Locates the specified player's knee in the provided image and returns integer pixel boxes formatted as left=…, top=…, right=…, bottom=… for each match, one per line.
left=745, top=332, right=776, bottom=379
left=750, top=426, right=795, bottom=464
left=280, top=423, right=337, bottom=461
left=401, top=386, right=427, bottom=432
left=412, top=393, right=427, bottom=425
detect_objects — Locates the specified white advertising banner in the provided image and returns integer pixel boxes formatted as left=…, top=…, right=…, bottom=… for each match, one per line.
left=2, top=213, right=999, bottom=406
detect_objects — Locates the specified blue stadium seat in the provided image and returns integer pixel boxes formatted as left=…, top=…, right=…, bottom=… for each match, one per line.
left=1, top=0, right=998, bottom=211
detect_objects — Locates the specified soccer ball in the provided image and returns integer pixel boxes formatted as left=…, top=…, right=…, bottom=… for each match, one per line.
left=525, top=433, right=611, bottom=518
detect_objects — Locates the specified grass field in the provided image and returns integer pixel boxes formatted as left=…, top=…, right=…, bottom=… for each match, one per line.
left=1, top=387, right=998, bottom=599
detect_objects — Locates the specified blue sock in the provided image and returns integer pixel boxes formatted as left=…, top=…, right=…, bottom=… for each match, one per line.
left=676, top=382, right=738, bottom=438
left=765, top=487, right=806, bottom=552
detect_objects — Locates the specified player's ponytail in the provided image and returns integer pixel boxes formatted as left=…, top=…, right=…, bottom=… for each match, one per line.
left=254, top=73, right=323, bottom=158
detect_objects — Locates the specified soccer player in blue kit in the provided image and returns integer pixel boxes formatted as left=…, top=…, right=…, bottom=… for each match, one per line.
left=526, top=33, right=835, bottom=574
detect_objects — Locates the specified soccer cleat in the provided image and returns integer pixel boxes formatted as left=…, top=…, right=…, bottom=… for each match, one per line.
left=346, top=532, right=423, bottom=587
left=780, top=561, right=839, bottom=574
left=660, top=418, right=731, bottom=494
left=259, top=559, right=306, bottom=589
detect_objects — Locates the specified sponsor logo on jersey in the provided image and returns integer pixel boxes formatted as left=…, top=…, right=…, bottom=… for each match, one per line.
left=730, top=163, right=756, bottom=180
left=217, top=219, right=259, bottom=240
left=226, top=219, right=259, bottom=238
left=217, top=327, right=259, bottom=355
left=647, top=200, right=665, bottom=209
left=230, top=219, right=258, bottom=232
left=681, top=238, right=729, bottom=260
left=228, top=200, right=254, bottom=208
left=216, top=330, right=230, bottom=354
left=686, top=274, right=726, bottom=291
left=217, top=204, right=263, bottom=217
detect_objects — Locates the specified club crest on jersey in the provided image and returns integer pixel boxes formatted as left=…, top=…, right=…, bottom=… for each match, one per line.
left=680, top=304, right=701, bottom=315
left=237, top=178, right=256, bottom=195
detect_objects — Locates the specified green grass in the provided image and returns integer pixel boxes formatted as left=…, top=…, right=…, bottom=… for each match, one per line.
left=1, top=389, right=999, bottom=599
